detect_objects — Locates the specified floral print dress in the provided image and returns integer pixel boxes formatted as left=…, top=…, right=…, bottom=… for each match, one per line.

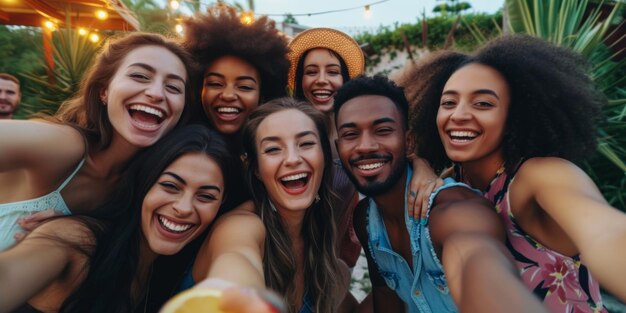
left=483, top=167, right=606, bottom=313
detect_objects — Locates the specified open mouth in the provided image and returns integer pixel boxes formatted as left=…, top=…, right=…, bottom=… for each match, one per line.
left=448, top=130, right=479, bottom=143
left=279, top=172, right=310, bottom=194
left=350, top=155, right=391, bottom=177
left=310, top=90, right=334, bottom=102
left=157, top=214, right=194, bottom=234
left=214, top=106, right=243, bottom=121
left=357, top=162, right=386, bottom=171
left=129, top=104, right=165, bottom=128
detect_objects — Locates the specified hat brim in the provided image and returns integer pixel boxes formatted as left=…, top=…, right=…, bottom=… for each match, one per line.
left=287, top=28, right=365, bottom=91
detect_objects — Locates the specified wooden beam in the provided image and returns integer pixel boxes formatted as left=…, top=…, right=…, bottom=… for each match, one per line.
left=23, top=0, right=64, bottom=22
left=0, top=12, right=135, bottom=30
left=0, top=9, right=9, bottom=22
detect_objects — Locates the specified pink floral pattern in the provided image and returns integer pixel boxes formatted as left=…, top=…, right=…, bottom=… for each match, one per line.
left=484, top=169, right=606, bottom=313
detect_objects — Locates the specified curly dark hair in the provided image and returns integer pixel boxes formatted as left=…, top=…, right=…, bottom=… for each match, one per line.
left=182, top=6, right=290, bottom=103
left=334, top=74, right=410, bottom=129
left=408, top=35, right=605, bottom=174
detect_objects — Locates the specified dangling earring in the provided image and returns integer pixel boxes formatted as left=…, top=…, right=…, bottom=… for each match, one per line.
left=315, top=194, right=320, bottom=203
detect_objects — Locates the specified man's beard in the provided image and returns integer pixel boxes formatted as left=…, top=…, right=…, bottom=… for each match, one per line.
left=344, top=156, right=406, bottom=197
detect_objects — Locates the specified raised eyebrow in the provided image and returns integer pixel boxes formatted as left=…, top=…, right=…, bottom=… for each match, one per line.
left=235, top=75, right=258, bottom=84
left=296, top=130, right=319, bottom=140
left=205, top=72, right=224, bottom=79
left=473, top=89, right=500, bottom=100
left=373, top=117, right=397, bottom=125
left=129, top=63, right=185, bottom=84
left=338, top=122, right=357, bottom=131
left=163, top=172, right=186, bottom=185
left=205, top=72, right=257, bottom=84
left=260, top=131, right=319, bottom=144
left=441, top=90, right=459, bottom=97
left=441, top=89, right=500, bottom=100
left=199, top=185, right=221, bottom=193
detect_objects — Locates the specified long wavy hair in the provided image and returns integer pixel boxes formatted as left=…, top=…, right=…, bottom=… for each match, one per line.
left=58, top=125, right=233, bottom=313
left=407, top=35, right=604, bottom=174
left=41, top=32, right=197, bottom=152
left=241, top=98, right=341, bottom=313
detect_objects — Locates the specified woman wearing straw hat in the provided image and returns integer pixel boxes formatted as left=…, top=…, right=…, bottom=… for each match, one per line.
left=288, top=28, right=443, bottom=273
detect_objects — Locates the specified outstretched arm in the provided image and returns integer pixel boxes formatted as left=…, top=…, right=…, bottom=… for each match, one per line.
left=0, top=120, right=84, bottom=173
left=429, top=187, right=548, bottom=313
left=0, top=218, right=89, bottom=313
left=194, top=201, right=266, bottom=289
left=520, top=157, right=626, bottom=301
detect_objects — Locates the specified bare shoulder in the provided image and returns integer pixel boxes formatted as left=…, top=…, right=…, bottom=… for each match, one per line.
left=1, top=120, right=85, bottom=169
left=516, top=157, right=588, bottom=185
left=514, top=157, right=602, bottom=199
left=209, top=201, right=265, bottom=243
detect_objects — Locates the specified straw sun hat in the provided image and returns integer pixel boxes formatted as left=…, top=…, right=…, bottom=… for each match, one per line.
left=287, top=28, right=365, bottom=91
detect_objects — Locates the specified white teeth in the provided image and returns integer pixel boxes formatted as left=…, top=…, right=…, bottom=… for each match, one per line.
left=217, top=107, right=240, bottom=113
left=449, top=130, right=478, bottom=138
left=312, top=91, right=332, bottom=99
left=158, top=215, right=193, bottom=233
left=281, top=173, right=308, bottom=182
left=129, top=104, right=163, bottom=119
left=357, top=162, right=385, bottom=170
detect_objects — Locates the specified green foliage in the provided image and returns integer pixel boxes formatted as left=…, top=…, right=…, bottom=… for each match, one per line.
left=20, top=28, right=102, bottom=116
left=433, top=1, right=472, bottom=15
left=121, top=0, right=182, bottom=34
left=505, top=0, right=626, bottom=210
left=354, top=12, right=502, bottom=68
left=283, top=13, right=298, bottom=25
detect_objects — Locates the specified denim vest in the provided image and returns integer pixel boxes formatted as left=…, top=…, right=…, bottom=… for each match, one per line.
left=366, top=170, right=469, bottom=313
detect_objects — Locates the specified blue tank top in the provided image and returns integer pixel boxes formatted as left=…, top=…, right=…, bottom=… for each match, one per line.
left=0, top=158, right=85, bottom=251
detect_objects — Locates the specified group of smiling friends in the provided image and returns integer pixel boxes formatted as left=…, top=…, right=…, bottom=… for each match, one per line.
left=1, top=5, right=625, bottom=313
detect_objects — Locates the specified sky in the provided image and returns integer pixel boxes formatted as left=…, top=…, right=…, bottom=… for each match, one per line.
left=250, top=0, right=505, bottom=34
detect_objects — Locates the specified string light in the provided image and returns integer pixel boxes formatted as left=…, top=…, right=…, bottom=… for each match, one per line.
left=170, top=0, right=180, bottom=10
left=43, top=20, right=56, bottom=31
left=364, top=5, right=372, bottom=18
left=240, top=11, right=254, bottom=25
left=167, top=0, right=389, bottom=19
left=251, top=0, right=388, bottom=17
left=89, top=33, right=100, bottom=42
left=95, top=10, right=108, bottom=20
left=175, top=23, right=183, bottom=34
left=78, top=28, right=88, bottom=35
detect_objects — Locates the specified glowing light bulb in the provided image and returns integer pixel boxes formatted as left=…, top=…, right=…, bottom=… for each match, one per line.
left=89, top=33, right=100, bottom=42
left=240, top=11, right=254, bottom=25
left=43, top=20, right=56, bottom=31
left=95, top=10, right=108, bottom=20
left=364, top=5, right=372, bottom=19
left=78, top=28, right=88, bottom=35
left=175, top=24, right=183, bottom=34
left=170, top=0, right=180, bottom=10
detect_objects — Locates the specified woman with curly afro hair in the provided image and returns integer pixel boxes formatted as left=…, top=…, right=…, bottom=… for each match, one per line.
left=170, top=4, right=293, bottom=299
left=182, top=5, right=289, bottom=149
left=404, top=35, right=626, bottom=312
